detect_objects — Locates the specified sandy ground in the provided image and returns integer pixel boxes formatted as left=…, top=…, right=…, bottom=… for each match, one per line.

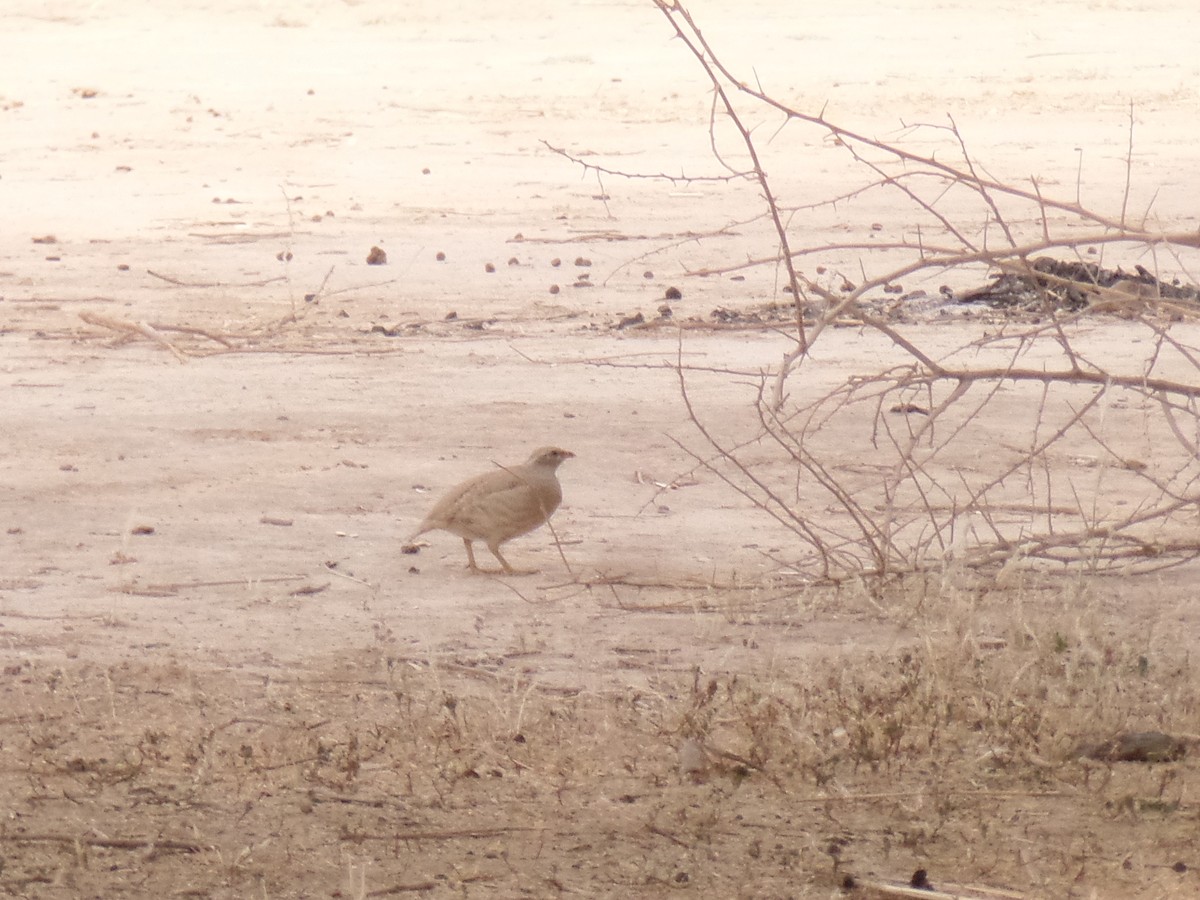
left=3, top=1, right=1200, bottom=897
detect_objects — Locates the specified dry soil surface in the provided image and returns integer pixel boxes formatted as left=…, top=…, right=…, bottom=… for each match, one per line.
left=3, top=2, right=1200, bottom=898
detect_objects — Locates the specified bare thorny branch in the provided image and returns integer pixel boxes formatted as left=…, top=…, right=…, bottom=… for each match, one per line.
left=570, top=1, right=1200, bottom=579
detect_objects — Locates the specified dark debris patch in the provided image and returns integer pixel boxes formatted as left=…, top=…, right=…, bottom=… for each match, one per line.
left=708, top=304, right=794, bottom=325
left=1074, top=731, right=1189, bottom=763
left=957, top=257, right=1200, bottom=312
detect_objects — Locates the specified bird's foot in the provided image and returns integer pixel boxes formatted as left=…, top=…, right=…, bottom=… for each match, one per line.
left=468, top=564, right=537, bottom=576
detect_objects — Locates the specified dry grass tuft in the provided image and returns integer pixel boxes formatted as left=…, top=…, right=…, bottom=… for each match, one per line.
left=2, top=576, right=1197, bottom=896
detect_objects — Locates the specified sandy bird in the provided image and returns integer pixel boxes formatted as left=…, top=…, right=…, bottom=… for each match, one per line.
left=405, top=446, right=574, bottom=574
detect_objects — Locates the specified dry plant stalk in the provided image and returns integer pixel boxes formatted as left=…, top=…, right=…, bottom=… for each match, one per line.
left=564, top=1, right=1200, bottom=578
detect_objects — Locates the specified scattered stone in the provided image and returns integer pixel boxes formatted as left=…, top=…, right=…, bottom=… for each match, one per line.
left=366, top=246, right=387, bottom=265
left=665, top=286, right=682, bottom=300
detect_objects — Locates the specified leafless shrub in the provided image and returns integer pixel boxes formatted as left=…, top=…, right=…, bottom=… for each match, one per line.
left=562, top=1, right=1200, bottom=579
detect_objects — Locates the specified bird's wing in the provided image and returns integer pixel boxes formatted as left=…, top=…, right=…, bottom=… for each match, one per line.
left=417, top=466, right=561, bottom=542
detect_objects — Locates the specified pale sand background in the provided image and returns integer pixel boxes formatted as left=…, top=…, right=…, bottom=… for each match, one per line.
left=3, top=1, right=1200, bottom=896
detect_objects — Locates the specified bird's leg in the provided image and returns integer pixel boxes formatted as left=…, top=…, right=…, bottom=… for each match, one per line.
left=463, top=539, right=480, bottom=571
left=488, top=542, right=534, bottom=576
left=489, top=543, right=515, bottom=574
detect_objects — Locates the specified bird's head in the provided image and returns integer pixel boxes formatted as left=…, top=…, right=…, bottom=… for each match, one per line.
left=528, top=446, right=575, bottom=469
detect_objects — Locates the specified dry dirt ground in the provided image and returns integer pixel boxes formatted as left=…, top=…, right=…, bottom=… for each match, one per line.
left=3, top=1, right=1200, bottom=898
